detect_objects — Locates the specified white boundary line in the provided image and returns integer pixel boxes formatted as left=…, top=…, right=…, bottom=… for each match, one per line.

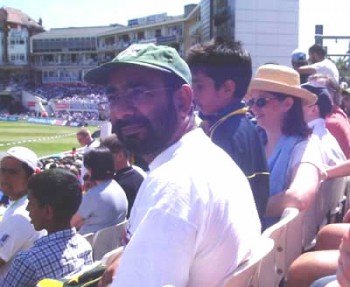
left=0, top=132, right=76, bottom=147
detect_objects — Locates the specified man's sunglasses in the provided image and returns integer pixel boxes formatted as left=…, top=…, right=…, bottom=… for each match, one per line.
left=246, top=97, right=278, bottom=108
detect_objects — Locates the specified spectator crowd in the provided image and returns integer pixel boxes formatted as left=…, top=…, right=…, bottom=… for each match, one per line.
left=1, top=40, right=350, bottom=287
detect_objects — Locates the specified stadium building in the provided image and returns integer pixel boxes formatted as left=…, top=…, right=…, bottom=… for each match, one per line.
left=200, top=0, right=299, bottom=70
left=0, top=1, right=300, bottom=115
left=30, top=4, right=200, bottom=85
left=29, top=0, right=299, bottom=84
left=0, top=6, right=44, bottom=113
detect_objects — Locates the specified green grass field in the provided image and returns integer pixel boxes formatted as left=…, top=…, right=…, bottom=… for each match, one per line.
left=0, top=121, right=99, bottom=158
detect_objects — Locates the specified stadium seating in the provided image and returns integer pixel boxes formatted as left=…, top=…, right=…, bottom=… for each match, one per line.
left=260, top=207, right=299, bottom=287
left=91, top=220, right=127, bottom=261
left=224, top=237, right=274, bottom=287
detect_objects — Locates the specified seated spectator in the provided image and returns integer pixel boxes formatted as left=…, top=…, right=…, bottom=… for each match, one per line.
left=246, top=64, right=322, bottom=229
left=76, top=128, right=100, bottom=181
left=85, top=43, right=261, bottom=286
left=0, top=147, right=45, bottom=279
left=100, top=134, right=146, bottom=217
left=71, top=147, right=127, bottom=235
left=287, top=157, right=350, bottom=287
left=186, top=37, right=269, bottom=222
left=301, top=83, right=346, bottom=165
left=307, top=74, right=350, bottom=159
left=76, top=128, right=99, bottom=149
left=0, top=169, right=93, bottom=287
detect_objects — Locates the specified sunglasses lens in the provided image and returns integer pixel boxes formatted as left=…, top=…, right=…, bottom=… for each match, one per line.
left=247, top=98, right=268, bottom=108
left=256, top=98, right=267, bottom=107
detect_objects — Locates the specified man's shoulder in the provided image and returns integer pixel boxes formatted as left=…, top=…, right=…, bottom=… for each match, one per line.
left=13, top=246, right=41, bottom=267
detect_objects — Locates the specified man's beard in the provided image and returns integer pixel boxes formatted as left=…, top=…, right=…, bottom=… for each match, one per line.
left=112, top=101, right=178, bottom=156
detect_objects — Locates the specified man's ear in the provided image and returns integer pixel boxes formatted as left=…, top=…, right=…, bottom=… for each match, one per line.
left=45, top=205, right=55, bottom=221
left=173, top=84, right=193, bottom=116
left=222, top=80, right=236, bottom=100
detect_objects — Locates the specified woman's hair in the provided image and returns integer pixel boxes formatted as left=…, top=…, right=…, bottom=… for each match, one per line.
left=272, top=92, right=312, bottom=138
left=83, top=146, right=115, bottom=181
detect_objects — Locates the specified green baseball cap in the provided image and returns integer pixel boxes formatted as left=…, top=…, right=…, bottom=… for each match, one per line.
left=84, top=43, right=192, bottom=85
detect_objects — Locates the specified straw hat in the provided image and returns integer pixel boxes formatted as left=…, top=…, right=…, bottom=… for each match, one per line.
left=247, top=64, right=317, bottom=105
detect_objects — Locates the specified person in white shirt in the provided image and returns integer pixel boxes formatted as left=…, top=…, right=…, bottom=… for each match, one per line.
left=76, top=128, right=100, bottom=181
left=299, top=44, right=339, bottom=82
left=302, top=83, right=346, bottom=165
left=287, top=84, right=347, bottom=287
left=0, top=146, right=45, bottom=279
left=85, top=43, right=261, bottom=286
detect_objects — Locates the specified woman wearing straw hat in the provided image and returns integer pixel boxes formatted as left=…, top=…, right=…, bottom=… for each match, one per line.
left=246, top=64, right=323, bottom=229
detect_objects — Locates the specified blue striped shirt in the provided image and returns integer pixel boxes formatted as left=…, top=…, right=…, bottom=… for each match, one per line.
left=0, top=228, right=93, bottom=287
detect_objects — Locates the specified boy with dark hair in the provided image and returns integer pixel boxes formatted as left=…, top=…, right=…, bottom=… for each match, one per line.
left=186, top=37, right=269, bottom=220
left=0, top=169, right=93, bottom=287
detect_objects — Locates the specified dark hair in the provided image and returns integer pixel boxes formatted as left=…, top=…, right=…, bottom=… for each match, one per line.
left=100, top=134, right=129, bottom=157
left=186, top=37, right=252, bottom=100
left=309, top=44, right=326, bottom=57
left=272, top=92, right=312, bottom=138
left=301, top=84, right=333, bottom=118
left=307, top=74, right=341, bottom=106
left=83, top=147, right=114, bottom=180
left=28, top=168, right=82, bottom=222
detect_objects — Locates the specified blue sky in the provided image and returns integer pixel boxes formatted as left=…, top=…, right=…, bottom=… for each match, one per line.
left=1, top=0, right=199, bottom=28
left=2, top=0, right=350, bottom=56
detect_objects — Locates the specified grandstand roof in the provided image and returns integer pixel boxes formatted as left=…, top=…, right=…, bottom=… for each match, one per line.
left=31, top=25, right=125, bottom=39
left=99, top=15, right=185, bottom=36
left=2, top=7, right=43, bottom=30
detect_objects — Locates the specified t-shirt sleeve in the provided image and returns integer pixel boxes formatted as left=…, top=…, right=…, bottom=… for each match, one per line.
left=289, top=139, right=323, bottom=172
left=0, top=252, right=36, bottom=287
left=113, top=208, right=197, bottom=286
left=0, top=215, right=36, bottom=262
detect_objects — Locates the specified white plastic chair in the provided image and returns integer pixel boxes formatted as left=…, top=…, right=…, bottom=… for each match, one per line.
left=224, top=237, right=274, bottom=287
left=259, top=207, right=299, bottom=287
left=101, top=246, right=124, bottom=266
left=92, top=220, right=127, bottom=261
left=326, top=176, right=347, bottom=222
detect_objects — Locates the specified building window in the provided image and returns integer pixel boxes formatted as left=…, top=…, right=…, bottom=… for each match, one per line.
left=137, top=31, right=145, bottom=40
left=155, top=29, right=162, bottom=37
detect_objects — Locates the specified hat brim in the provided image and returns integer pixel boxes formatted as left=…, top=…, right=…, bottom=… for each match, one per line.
left=84, top=61, right=171, bottom=85
left=0, top=151, right=35, bottom=171
left=247, top=79, right=317, bottom=105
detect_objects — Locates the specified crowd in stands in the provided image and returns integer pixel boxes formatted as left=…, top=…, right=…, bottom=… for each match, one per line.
left=31, top=83, right=105, bottom=101
left=2, top=40, right=350, bottom=286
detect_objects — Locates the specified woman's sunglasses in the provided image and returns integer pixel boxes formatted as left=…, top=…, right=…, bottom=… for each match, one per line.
left=246, top=97, right=277, bottom=108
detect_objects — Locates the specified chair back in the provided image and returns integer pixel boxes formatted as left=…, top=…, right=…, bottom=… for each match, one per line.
left=326, top=176, right=347, bottom=219
left=82, top=232, right=94, bottom=246
left=101, top=246, right=124, bottom=266
left=260, top=207, right=299, bottom=287
left=92, top=220, right=127, bottom=261
left=224, top=237, right=274, bottom=287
